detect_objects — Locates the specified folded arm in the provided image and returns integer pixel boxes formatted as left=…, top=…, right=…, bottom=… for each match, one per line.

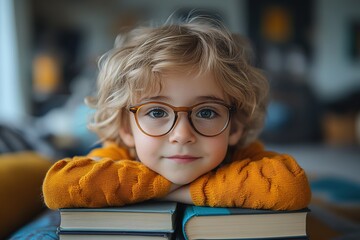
left=164, top=142, right=311, bottom=210
left=189, top=153, right=311, bottom=210
left=42, top=157, right=172, bottom=209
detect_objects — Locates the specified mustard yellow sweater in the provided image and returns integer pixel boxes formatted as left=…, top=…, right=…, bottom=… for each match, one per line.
left=42, top=141, right=311, bottom=210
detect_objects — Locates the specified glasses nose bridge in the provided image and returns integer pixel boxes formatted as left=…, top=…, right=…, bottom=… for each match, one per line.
left=172, top=106, right=194, bottom=131
left=173, top=106, right=193, bottom=118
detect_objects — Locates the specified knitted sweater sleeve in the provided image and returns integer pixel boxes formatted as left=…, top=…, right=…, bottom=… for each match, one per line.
left=42, top=146, right=172, bottom=210
left=189, top=142, right=311, bottom=210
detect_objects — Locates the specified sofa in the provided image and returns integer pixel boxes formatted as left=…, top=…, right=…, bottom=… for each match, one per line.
left=0, top=124, right=59, bottom=239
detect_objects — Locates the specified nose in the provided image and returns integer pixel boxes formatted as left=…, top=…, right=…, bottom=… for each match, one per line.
left=168, top=112, right=196, bottom=144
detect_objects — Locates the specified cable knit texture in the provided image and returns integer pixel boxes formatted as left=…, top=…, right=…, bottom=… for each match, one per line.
left=42, top=141, right=311, bottom=210
left=42, top=144, right=172, bottom=209
left=190, top=141, right=311, bottom=210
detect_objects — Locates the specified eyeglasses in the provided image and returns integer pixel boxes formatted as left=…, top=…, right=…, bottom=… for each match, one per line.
left=129, top=101, right=234, bottom=137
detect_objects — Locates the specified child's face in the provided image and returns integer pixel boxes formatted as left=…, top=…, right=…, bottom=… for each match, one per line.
left=120, top=70, right=243, bottom=185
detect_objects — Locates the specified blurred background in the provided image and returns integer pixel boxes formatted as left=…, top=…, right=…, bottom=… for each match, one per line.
left=1, top=0, right=360, bottom=152
left=0, top=0, right=360, bottom=239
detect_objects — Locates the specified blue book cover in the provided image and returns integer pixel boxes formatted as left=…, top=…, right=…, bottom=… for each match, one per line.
left=182, top=205, right=309, bottom=240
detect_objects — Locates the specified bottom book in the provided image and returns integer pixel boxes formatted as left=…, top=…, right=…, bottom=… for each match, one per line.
left=58, top=230, right=173, bottom=240
left=182, top=205, right=310, bottom=240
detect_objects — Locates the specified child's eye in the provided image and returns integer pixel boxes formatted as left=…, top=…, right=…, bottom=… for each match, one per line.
left=196, top=109, right=218, bottom=119
left=146, top=108, right=169, bottom=118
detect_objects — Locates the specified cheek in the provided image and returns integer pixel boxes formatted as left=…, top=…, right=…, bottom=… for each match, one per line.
left=130, top=118, right=155, bottom=148
left=133, top=134, right=157, bottom=155
left=132, top=130, right=163, bottom=165
left=205, top=134, right=230, bottom=162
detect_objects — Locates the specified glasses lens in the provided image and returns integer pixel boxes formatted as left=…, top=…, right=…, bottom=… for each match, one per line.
left=136, top=103, right=175, bottom=136
left=191, top=103, right=230, bottom=136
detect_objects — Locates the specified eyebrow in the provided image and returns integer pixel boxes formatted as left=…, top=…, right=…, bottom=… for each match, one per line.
left=195, top=95, right=226, bottom=103
left=140, top=95, right=226, bottom=104
left=140, top=96, right=170, bottom=102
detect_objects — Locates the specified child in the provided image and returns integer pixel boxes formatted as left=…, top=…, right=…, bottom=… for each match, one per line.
left=42, top=17, right=311, bottom=211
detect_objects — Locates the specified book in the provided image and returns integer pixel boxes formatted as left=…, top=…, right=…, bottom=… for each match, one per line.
left=58, top=230, right=172, bottom=240
left=59, top=201, right=178, bottom=233
left=182, top=205, right=309, bottom=240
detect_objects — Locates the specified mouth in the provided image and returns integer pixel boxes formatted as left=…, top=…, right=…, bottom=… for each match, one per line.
left=166, top=155, right=201, bottom=163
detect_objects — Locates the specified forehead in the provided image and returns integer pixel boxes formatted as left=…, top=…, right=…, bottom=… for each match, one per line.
left=138, top=70, right=227, bottom=105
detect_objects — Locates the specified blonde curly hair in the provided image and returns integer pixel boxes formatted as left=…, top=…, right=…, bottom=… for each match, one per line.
left=86, top=17, right=269, bottom=147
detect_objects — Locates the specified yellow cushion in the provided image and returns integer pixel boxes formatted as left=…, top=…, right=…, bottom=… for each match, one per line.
left=0, top=152, right=52, bottom=239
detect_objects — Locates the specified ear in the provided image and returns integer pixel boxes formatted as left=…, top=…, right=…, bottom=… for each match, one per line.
left=119, top=123, right=135, bottom=148
left=228, top=122, right=244, bottom=146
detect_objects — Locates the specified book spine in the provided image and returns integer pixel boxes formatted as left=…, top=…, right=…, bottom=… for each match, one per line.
left=182, top=206, right=196, bottom=240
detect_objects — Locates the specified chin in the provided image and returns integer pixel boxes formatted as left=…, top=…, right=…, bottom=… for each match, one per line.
left=167, top=175, right=197, bottom=185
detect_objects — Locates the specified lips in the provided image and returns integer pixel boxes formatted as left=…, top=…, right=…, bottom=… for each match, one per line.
left=166, top=155, right=201, bottom=163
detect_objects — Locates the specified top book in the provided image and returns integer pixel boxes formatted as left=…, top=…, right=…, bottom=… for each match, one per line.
left=59, top=201, right=178, bottom=233
left=182, top=205, right=310, bottom=240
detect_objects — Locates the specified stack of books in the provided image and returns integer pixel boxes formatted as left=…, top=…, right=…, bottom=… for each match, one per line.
left=57, top=201, right=310, bottom=240
left=57, top=201, right=178, bottom=240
